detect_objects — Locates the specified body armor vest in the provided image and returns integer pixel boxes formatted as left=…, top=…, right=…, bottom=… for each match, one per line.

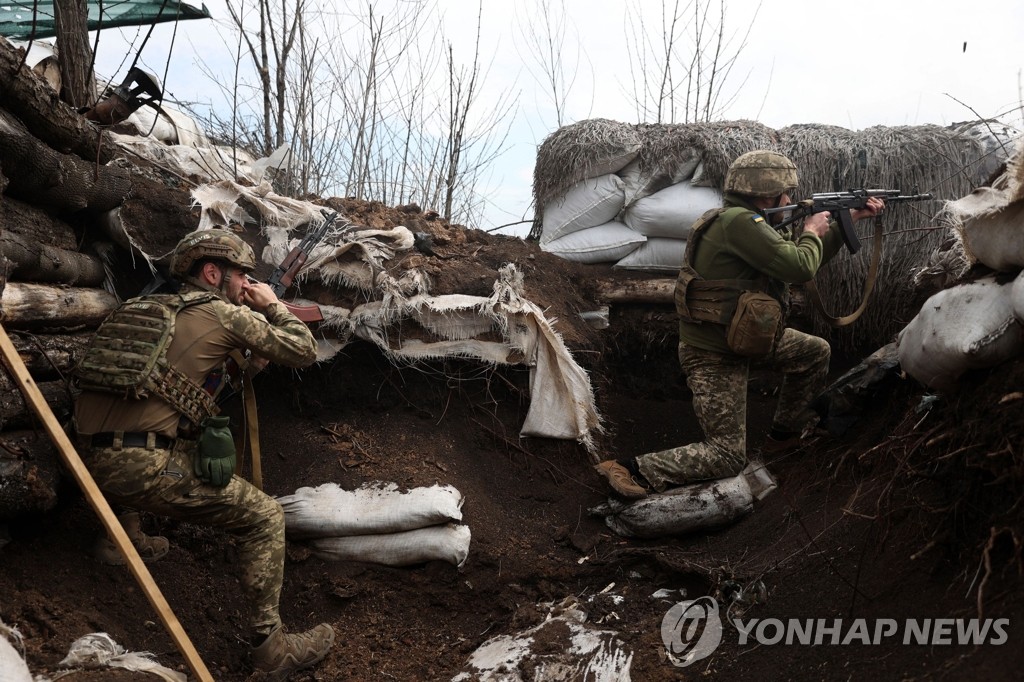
left=74, top=291, right=222, bottom=426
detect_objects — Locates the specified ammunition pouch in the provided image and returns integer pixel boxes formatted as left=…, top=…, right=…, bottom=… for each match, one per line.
left=726, top=291, right=783, bottom=357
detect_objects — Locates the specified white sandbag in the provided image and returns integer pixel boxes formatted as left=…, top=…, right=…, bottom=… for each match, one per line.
left=278, top=482, right=464, bottom=538
left=310, top=523, right=471, bottom=567
left=955, top=200, right=1024, bottom=271
left=897, top=276, right=1024, bottom=391
left=541, top=221, right=645, bottom=264
left=623, top=182, right=722, bottom=238
left=590, top=462, right=777, bottom=539
left=619, top=153, right=701, bottom=207
left=0, top=619, right=31, bottom=682
left=613, top=237, right=686, bottom=272
left=541, top=174, right=625, bottom=243
left=452, top=599, right=633, bottom=682
left=1013, top=270, right=1024, bottom=323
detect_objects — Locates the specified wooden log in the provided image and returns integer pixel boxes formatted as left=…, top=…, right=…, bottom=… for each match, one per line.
left=0, top=194, right=79, bottom=250
left=8, top=331, right=90, bottom=378
left=0, top=430, right=61, bottom=520
left=0, top=374, right=72, bottom=429
left=0, top=231, right=106, bottom=286
left=0, top=282, right=116, bottom=329
left=0, top=36, right=117, bottom=164
left=594, top=278, right=675, bottom=304
left=0, top=107, right=131, bottom=212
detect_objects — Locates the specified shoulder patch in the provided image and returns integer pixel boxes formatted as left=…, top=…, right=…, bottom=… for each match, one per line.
left=751, top=215, right=765, bottom=224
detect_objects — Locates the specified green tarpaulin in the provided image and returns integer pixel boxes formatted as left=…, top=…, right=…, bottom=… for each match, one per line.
left=0, top=1, right=210, bottom=40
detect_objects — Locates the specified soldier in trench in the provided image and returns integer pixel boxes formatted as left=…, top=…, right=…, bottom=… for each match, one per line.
left=72, top=229, right=335, bottom=680
left=595, top=151, right=885, bottom=498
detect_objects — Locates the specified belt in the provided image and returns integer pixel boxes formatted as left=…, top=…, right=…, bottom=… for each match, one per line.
left=90, top=432, right=175, bottom=450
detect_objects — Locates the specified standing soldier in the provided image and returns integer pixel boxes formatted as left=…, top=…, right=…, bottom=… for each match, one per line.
left=595, top=151, right=884, bottom=498
left=73, top=228, right=334, bottom=680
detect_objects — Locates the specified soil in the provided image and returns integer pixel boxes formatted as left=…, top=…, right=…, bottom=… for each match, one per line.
left=2, top=184, right=1023, bottom=681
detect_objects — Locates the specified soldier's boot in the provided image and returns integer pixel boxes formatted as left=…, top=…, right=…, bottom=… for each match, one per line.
left=594, top=460, right=649, bottom=499
left=93, top=512, right=170, bottom=565
left=252, top=623, right=335, bottom=682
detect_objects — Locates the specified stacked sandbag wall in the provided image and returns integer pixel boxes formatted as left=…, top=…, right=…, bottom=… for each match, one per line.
left=533, top=118, right=1020, bottom=351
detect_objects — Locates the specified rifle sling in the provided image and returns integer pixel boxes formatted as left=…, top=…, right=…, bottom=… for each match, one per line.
left=806, top=215, right=884, bottom=327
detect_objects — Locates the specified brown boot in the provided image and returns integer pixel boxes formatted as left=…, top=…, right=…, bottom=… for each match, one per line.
left=252, top=623, right=335, bottom=681
left=93, top=512, right=170, bottom=565
left=594, top=460, right=649, bottom=499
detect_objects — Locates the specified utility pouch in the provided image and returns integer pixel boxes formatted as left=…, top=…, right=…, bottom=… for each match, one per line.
left=195, top=416, right=236, bottom=487
left=726, top=291, right=782, bottom=358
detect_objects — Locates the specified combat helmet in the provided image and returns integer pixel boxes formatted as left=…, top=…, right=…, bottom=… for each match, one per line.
left=724, top=150, right=798, bottom=198
left=170, top=228, right=257, bottom=279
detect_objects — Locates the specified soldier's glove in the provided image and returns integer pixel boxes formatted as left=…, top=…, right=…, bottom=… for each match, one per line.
left=195, top=416, right=236, bottom=487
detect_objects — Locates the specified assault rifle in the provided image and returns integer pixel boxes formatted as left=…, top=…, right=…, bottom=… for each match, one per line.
left=256, top=208, right=345, bottom=323
left=761, top=189, right=933, bottom=254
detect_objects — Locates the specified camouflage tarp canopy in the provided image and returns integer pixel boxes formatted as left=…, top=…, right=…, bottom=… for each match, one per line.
left=0, top=0, right=209, bottom=39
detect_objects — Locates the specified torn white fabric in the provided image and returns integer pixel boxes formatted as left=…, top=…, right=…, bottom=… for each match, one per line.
left=191, top=180, right=322, bottom=232
left=58, top=633, right=185, bottom=682
left=0, top=618, right=32, bottom=682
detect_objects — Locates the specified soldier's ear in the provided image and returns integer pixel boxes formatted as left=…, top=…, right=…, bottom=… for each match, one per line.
left=200, top=261, right=223, bottom=286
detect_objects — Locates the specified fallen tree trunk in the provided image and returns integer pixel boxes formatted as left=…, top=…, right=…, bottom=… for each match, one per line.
left=0, top=108, right=131, bottom=212
left=0, top=282, right=116, bottom=329
left=0, top=36, right=116, bottom=165
left=0, top=375, right=72, bottom=429
left=0, top=430, right=61, bottom=520
left=594, top=278, right=674, bottom=304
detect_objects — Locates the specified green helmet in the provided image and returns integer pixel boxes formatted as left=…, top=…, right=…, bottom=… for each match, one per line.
left=170, top=228, right=257, bottom=279
left=724, top=150, right=798, bottom=198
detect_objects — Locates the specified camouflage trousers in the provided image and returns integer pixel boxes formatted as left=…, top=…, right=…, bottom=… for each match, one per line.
left=636, top=328, right=830, bottom=491
left=84, top=438, right=285, bottom=635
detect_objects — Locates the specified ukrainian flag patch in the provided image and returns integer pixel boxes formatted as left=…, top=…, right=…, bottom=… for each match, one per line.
left=751, top=215, right=765, bottom=224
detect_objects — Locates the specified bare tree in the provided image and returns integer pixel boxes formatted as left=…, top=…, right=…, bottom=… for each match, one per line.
left=53, top=0, right=94, bottom=108
left=625, top=0, right=757, bottom=123
left=514, top=0, right=583, bottom=129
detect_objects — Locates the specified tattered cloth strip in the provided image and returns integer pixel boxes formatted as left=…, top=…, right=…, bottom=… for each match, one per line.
left=191, top=180, right=322, bottom=232
left=333, top=264, right=603, bottom=451
left=56, top=632, right=185, bottom=682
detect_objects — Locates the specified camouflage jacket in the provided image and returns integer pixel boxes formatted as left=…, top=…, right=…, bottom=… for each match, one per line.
left=678, top=194, right=843, bottom=354
left=75, top=284, right=317, bottom=438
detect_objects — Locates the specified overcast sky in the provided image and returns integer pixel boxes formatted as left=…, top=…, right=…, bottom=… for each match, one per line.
left=90, top=0, right=1024, bottom=235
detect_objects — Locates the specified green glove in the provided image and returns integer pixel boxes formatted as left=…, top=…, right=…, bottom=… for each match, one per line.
left=195, top=416, right=236, bottom=487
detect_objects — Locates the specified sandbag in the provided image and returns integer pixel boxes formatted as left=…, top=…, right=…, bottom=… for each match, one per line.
left=897, top=276, right=1024, bottom=391
left=310, top=523, right=471, bottom=567
left=618, top=153, right=700, bottom=207
left=613, top=237, right=686, bottom=272
left=1013, top=270, right=1024, bottom=323
left=0, top=620, right=31, bottom=682
left=540, top=174, right=626, bottom=243
left=589, top=462, right=776, bottom=539
left=540, top=221, right=645, bottom=264
left=277, top=482, right=464, bottom=538
left=622, top=182, right=721, bottom=238
left=955, top=200, right=1024, bottom=271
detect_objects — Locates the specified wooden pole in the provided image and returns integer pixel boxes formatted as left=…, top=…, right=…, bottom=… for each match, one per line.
left=0, top=322, right=215, bottom=682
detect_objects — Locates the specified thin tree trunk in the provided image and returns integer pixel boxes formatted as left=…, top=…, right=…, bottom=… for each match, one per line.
left=53, top=0, right=94, bottom=108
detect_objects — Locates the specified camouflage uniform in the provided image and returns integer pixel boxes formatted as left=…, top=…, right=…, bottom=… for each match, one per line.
left=75, top=283, right=317, bottom=635
left=636, top=329, right=829, bottom=491
left=636, top=152, right=842, bottom=492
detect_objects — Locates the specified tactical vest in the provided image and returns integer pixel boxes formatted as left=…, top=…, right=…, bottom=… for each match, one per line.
left=74, top=291, right=222, bottom=426
left=674, top=207, right=759, bottom=323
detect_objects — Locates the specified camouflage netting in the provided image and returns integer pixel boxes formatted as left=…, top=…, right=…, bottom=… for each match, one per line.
left=532, top=118, right=1022, bottom=352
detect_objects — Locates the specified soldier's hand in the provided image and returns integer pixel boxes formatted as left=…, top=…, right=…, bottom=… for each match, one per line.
left=804, top=212, right=831, bottom=237
left=851, top=197, right=885, bottom=222
left=242, top=280, right=277, bottom=312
